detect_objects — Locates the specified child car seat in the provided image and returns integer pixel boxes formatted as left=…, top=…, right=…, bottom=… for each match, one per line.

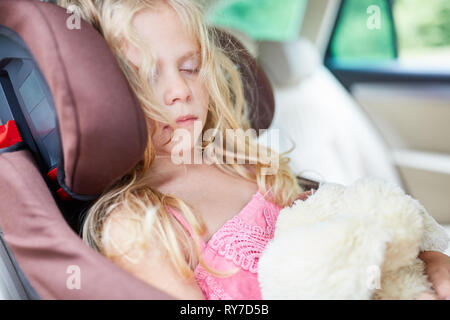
left=0, top=0, right=316, bottom=299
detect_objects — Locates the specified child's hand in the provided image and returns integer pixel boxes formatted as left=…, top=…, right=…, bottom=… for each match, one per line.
left=419, top=251, right=450, bottom=300
left=296, top=190, right=314, bottom=201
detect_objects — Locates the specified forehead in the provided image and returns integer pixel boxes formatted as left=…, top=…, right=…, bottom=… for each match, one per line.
left=132, top=5, right=199, bottom=57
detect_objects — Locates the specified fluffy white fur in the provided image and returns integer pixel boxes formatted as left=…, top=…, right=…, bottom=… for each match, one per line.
left=258, top=178, right=449, bottom=300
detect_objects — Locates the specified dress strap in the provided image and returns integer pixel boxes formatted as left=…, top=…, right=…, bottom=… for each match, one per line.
left=166, top=206, right=206, bottom=249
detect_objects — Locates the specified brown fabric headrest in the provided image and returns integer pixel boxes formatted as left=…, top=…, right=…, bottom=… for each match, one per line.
left=215, top=29, right=275, bottom=132
left=0, top=0, right=148, bottom=197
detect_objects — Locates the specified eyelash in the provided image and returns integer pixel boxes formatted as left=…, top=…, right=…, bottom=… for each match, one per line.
left=181, top=68, right=199, bottom=74
left=150, top=67, right=199, bottom=83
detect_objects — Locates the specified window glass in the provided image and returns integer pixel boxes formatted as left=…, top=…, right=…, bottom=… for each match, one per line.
left=206, top=0, right=307, bottom=41
left=327, top=0, right=397, bottom=64
left=393, top=0, right=450, bottom=69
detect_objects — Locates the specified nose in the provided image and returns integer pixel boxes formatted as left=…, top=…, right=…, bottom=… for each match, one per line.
left=163, top=72, right=192, bottom=106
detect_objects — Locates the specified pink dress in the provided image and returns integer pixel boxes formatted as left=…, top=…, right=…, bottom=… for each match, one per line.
left=169, top=190, right=284, bottom=300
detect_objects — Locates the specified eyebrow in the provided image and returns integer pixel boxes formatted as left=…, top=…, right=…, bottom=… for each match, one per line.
left=176, top=50, right=200, bottom=64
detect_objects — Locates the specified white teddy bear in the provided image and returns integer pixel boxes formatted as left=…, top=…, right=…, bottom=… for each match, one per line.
left=258, top=178, right=449, bottom=300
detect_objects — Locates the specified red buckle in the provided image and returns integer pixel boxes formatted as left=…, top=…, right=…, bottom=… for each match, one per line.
left=57, top=188, right=72, bottom=201
left=0, top=120, right=22, bottom=149
left=47, top=167, right=58, bottom=182
left=47, top=169, right=72, bottom=201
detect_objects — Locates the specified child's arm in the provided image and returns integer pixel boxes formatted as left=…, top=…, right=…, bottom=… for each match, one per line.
left=101, top=210, right=205, bottom=300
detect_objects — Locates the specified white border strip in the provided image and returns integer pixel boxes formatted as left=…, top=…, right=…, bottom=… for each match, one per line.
left=393, top=149, right=450, bottom=175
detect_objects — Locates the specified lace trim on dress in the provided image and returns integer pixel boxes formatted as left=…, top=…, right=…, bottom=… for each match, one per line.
left=195, top=266, right=233, bottom=300
left=207, top=204, right=279, bottom=273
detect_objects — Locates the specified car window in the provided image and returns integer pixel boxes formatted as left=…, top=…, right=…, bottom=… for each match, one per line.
left=206, top=0, right=307, bottom=41
left=394, top=0, right=450, bottom=69
left=326, top=0, right=450, bottom=70
left=327, top=0, right=397, bottom=64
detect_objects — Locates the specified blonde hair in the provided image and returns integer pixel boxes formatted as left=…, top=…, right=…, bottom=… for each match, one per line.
left=58, top=0, right=303, bottom=280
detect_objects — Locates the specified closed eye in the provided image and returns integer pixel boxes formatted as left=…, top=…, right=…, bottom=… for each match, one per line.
left=181, top=68, right=199, bottom=74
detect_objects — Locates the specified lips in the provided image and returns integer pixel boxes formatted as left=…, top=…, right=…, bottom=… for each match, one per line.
left=176, top=114, right=197, bottom=123
left=175, top=114, right=198, bottom=127
left=162, top=115, right=198, bottom=130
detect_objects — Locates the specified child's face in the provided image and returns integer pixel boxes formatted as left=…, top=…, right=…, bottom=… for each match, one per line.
left=126, top=4, right=209, bottom=157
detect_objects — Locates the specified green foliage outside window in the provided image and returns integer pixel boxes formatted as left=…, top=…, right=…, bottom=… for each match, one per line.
left=394, top=0, right=450, bottom=52
left=206, top=0, right=307, bottom=42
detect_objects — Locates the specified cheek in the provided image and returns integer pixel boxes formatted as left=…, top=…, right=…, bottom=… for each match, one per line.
left=195, top=83, right=210, bottom=121
left=152, top=123, right=173, bottom=151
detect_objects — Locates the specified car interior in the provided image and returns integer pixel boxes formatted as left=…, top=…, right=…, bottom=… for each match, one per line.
left=0, top=0, right=449, bottom=299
